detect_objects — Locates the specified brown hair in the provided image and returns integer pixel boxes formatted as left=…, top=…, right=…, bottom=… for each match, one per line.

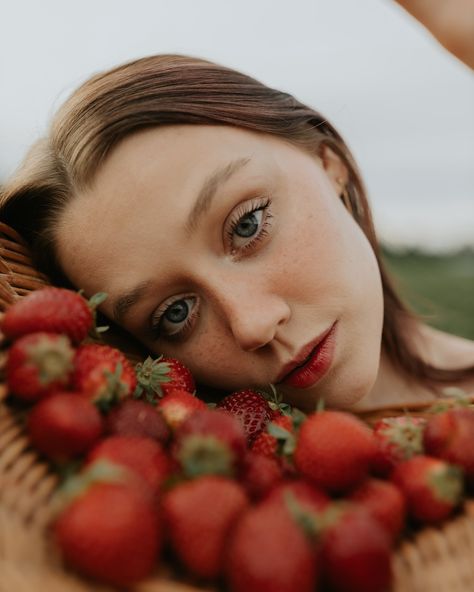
left=1, top=54, right=472, bottom=387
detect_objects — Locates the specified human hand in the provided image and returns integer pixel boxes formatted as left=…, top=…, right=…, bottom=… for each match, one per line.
left=393, top=0, right=474, bottom=68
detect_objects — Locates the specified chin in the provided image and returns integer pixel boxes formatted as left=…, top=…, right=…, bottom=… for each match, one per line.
left=280, top=367, right=378, bottom=413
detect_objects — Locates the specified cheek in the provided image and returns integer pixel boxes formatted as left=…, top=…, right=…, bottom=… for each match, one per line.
left=148, top=326, right=248, bottom=389
left=272, top=201, right=359, bottom=304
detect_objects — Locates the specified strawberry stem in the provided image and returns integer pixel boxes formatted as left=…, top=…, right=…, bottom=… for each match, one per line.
left=51, top=460, right=128, bottom=518
left=267, top=422, right=296, bottom=456
left=94, top=362, right=129, bottom=413
left=284, top=491, right=320, bottom=542
left=86, top=292, right=109, bottom=340
left=316, top=397, right=325, bottom=413
left=429, top=464, right=464, bottom=504
left=261, top=383, right=293, bottom=416
left=135, top=356, right=172, bottom=401
left=177, top=435, right=235, bottom=478
left=88, top=292, right=108, bottom=309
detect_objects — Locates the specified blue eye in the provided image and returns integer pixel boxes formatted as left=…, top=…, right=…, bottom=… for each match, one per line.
left=152, top=296, right=197, bottom=338
left=227, top=197, right=272, bottom=252
left=234, top=210, right=261, bottom=238
left=164, top=300, right=189, bottom=323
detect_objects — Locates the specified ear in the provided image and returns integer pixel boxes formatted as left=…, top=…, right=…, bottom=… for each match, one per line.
left=319, top=144, right=349, bottom=195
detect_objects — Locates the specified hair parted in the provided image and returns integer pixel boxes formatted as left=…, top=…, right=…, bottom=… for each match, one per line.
left=1, top=53, right=472, bottom=387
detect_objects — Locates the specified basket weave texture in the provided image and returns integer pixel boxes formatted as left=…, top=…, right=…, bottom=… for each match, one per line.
left=0, top=221, right=473, bottom=592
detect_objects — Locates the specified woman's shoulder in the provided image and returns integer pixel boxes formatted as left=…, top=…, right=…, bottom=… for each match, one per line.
left=411, top=322, right=474, bottom=399
left=349, top=323, right=474, bottom=416
left=416, top=324, right=474, bottom=370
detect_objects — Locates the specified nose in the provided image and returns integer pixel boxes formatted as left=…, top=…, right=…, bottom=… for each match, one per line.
left=212, top=277, right=291, bottom=352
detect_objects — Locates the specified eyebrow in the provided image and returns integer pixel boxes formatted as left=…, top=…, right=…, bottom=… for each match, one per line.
left=112, top=156, right=252, bottom=324
left=112, top=280, right=153, bottom=324
left=185, top=156, right=252, bottom=235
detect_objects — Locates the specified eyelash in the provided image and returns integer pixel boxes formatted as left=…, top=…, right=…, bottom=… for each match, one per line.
left=225, top=196, right=273, bottom=256
left=151, top=196, right=273, bottom=341
left=150, top=296, right=199, bottom=342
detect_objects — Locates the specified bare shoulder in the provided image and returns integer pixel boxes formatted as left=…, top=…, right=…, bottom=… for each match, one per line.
left=416, top=323, right=474, bottom=369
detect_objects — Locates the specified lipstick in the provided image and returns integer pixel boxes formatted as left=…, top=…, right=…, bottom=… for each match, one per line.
left=279, top=323, right=337, bottom=389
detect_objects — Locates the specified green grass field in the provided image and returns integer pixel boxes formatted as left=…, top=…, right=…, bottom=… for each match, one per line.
left=382, top=247, right=474, bottom=340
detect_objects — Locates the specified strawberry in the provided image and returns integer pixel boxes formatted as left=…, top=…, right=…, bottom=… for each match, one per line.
left=1, top=287, right=105, bottom=344
left=348, top=477, right=406, bottom=542
left=319, top=504, right=392, bottom=592
left=85, top=435, right=170, bottom=496
left=225, top=498, right=319, bottom=592
left=294, top=411, right=377, bottom=494
left=73, top=343, right=137, bottom=410
left=423, top=408, right=474, bottom=484
left=27, top=391, right=103, bottom=462
left=264, top=479, right=331, bottom=515
left=372, top=415, right=426, bottom=477
left=251, top=414, right=294, bottom=458
left=105, top=398, right=170, bottom=444
left=54, top=474, right=160, bottom=586
left=157, top=388, right=207, bottom=430
left=6, top=332, right=74, bottom=401
left=173, top=408, right=247, bottom=478
left=391, top=455, right=464, bottom=524
left=217, top=389, right=273, bottom=444
left=239, top=451, right=284, bottom=500
left=163, top=476, right=248, bottom=580
left=135, top=355, right=195, bottom=401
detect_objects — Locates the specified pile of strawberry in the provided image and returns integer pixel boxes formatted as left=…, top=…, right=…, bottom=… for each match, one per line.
left=1, top=287, right=474, bottom=592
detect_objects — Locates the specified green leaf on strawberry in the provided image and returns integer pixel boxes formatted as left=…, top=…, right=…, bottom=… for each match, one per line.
left=94, top=363, right=129, bottom=413
left=260, top=383, right=293, bottom=416
left=267, top=421, right=296, bottom=456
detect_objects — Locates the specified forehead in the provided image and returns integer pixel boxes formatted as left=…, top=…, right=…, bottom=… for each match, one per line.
left=55, top=125, right=315, bottom=299
left=67, top=124, right=290, bottom=229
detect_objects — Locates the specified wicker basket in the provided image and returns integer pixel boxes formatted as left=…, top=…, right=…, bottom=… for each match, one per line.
left=0, top=221, right=473, bottom=592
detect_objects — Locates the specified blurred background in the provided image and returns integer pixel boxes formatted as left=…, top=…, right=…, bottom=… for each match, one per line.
left=1, top=0, right=473, bottom=337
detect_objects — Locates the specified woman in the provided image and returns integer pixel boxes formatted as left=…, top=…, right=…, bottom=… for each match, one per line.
left=0, top=48, right=473, bottom=414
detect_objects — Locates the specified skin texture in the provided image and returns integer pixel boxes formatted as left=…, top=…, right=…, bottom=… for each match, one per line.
left=56, top=125, right=474, bottom=412
left=56, top=125, right=385, bottom=411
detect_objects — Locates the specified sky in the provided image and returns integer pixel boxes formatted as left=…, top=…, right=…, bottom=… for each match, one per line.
left=1, top=0, right=473, bottom=250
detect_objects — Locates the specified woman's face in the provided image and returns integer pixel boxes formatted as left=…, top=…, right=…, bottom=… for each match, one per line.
left=57, top=125, right=384, bottom=411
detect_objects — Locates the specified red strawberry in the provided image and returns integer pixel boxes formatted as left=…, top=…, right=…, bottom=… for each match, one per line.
left=391, top=455, right=464, bottom=524
left=73, top=343, right=137, bottom=410
left=319, top=504, right=392, bottom=592
left=6, top=332, right=74, bottom=401
left=217, top=389, right=273, bottom=444
left=423, top=408, right=474, bottom=483
left=174, top=408, right=246, bottom=478
left=264, top=479, right=331, bottom=515
left=105, top=398, right=170, bottom=444
left=2, top=287, right=105, bottom=344
left=163, top=476, right=248, bottom=580
left=348, top=478, right=406, bottom=542
left=239, top=451, right=284, bottom=500
left=294, top=411, right=377, bottom=494
left=271, top=408, right=284, bottom=419
left=135, top=355, right=195, bottom=401
left=251, top=414, right=294, bottom=458
left=54, top=478, right=160, bottom=586
left=27, top=391, right=103, bottom=461
left=225, top=498, right=319, bottom=592
left=157, top=388, right=207, bottom=430
left=86, top=435, right=170, bottom=496
left=372, top=415, right=426, bottom=477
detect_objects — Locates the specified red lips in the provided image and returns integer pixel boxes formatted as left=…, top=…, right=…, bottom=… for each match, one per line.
left=277, top=323, right=337, bottom=389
